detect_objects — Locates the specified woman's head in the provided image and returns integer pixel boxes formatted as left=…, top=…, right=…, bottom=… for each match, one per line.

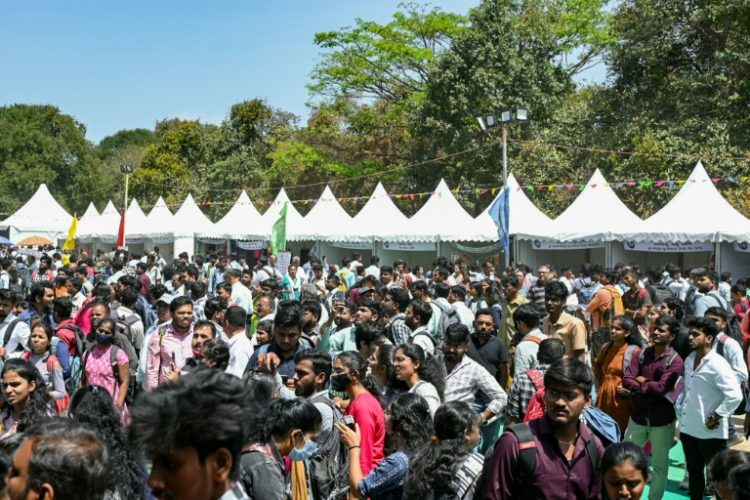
left=601, top=442, right=648, bottom=500
left=646, top=305, right=661, bottom=327
left=610, top=316, right=642, bottom=346
left=433, top=401, right=479, bottom=447
left=393, top=344, right=424, bottom=383
left=368, top=343, right=394, bottom=382
left=94, top=318, right=116, bottom=346
left=1, top=359, right=41, bottom=409
left=28, top=324, right=53, bottom=355
left=388, top=393, right=432, bottom=453
left=708, top=449, right=750, bottom=500
left=261, top=398, right=322, bottom=457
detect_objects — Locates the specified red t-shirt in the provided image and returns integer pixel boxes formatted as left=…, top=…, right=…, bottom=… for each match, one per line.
left=345, top=391, right=385, bottom=476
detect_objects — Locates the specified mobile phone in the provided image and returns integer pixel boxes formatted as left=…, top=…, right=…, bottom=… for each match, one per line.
left=335, top=290, right=345, bottom=302
left=171, top=352, right=176, bottom=365
left=342, top=415, right=356, bottom=430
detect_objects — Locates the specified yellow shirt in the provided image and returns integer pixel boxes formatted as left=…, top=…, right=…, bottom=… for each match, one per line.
left=542, top=312, right=588, bottom=357
left=499, top=294, right=529, bottom=347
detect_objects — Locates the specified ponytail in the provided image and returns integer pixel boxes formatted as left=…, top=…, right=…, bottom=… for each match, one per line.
left=337, top=351, right=384, bottom=407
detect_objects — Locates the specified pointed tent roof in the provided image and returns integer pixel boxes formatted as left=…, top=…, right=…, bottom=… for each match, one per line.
left=262, top=188, right=304, bottom=241
left=0, top=184, right=72, bottom=234
left=172, top=194, right=215, bottom=237
left=475, top=173, right=556, bottom=240
left=351, top=182, right=411, bottom=242
left=208, top=191, right=265, bottom=240
left=297, top=186, right=356, bottom=241
left=403, top=179, right=490, bottom=242
left=80, top=203, right=99, bottom=220
left=145, top=197, right=175, bottom=239
left=550, top=169, right=643, bottom=241
left=623, top=161, right=750, bottom=243
left=124, top=198, right=149, bottom=239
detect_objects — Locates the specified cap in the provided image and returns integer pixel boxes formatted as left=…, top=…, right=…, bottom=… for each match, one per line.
left=157, top=293, right=175, bottom=305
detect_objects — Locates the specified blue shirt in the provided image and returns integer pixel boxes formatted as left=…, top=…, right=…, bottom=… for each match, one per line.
left=358, top=450, right=408, bottom=500
left=245, top=342, right=308, bottom=380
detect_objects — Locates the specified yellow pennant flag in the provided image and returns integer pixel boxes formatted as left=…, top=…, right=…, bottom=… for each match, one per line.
left=62, top=215, right=78, bottom=251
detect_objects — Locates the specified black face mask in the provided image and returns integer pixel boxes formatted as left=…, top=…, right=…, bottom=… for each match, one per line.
left=330, top=372, right=352, bottom=392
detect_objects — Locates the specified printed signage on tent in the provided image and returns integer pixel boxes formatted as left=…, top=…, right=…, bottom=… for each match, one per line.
left=382, top=241, right=436, bottom=252
left=237, top=241, right=266, bottom=250
left=532, top=240, right=606, bottom=250
left=276, top=251, right=292, bottom=276
left=333, top=241, right=371, bottom=250
left=623, top=241, right=714, bottom=253
left=734, top=242, right=750, bottom=253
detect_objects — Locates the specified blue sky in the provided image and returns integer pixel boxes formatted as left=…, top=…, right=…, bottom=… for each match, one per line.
left=1, top=1, right=603, bottom=144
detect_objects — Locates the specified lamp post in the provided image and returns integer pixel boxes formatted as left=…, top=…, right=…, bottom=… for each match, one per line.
left=477, top=108, right=529, bottom=267
left=119, top=164, right=134, bottom=248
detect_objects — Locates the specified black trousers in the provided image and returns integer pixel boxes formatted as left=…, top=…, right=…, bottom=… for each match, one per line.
left=680, top=432, right=727, bottom=500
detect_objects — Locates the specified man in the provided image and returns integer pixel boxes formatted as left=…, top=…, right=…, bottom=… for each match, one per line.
left=145, top=296, right=194, bottom=390
left=505, top=338, right=566, bottom=425
left=309, top=264, right=326, bottom=296
left=499, top=275, right=529, bottom=348
left=18, top=281, right=55, bottom=329
left=621, top=269, right=652, bottom=327
left=485, top=359, right=605, bottom=499
left=255, top=295, right=275, bottom=323
left=513, top=303, right=548, bottom=379
left=8, top=420, right=109, bottom=500
left=52, top=297, right=80, bottom=375
left=379, top=266, right=396, bottom=289
left=718, top=271, right=732, bottom=303
left=622, top=315, right=684, bottom=500
left=467, top=308, right=509, bottom=387
left=558, top=267, right=579, bottom=311
left=136, top=262, right=151, bottom=298
left=251, top=256, right=282, bottom=288
left=319, top=301, right=357, bottom=353
left=0, top=288, right=30, bottom=360
left=67, top=276, right=87, bottom=314
left=301, top=300, right=322, bottom=347
left=223, top=306, right=254, bottom=378
left=204, top=297, right=227, bottom=339
left=241, top=269, right=253, bottom=290
left=191, top=320, right=217, bottom=361
left=145, top=254, right=162, bottom=286
left=406, top=299, right=435, bottom=355
left=365, top=256, right=380, bottom=279
left=170, top=272, right=186, bottom=297
left=215, top=282, right=232, bottom=304
left=479, top=261, right=496, bottom=282
left=691, top=269, right=728, bottom=318
left=442, top=323, right=507, bottom=453
left=448, top=285, right=475, bottom=330
left=525, top=266, right=551, bottom=319
left=678, top=318, right=742, bottom=500
left=130, top=368, right=251, bottom=499
left=115, top=287, right=145, bottom=352
left=292, top=349, right=335, bottom=436
left=543, top=281, right=588, bottom=362
left=191, top=281, right=208, bottom=322
left=382, top=287, right=411, bottom=346
left=586, top=269, right=623, bottom=335
left=106, top=259, right=125, bottom=286
left=429, top=282, right=458, bottom=342
left=354, top=300, right=380, bottom=329
left=245, top=300, right=309, bottom=380
left=663, top=264, right=690, bottom=301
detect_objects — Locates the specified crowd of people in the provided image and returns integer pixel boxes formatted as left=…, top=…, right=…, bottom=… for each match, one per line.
left=0, top=246, right=747, bottom=499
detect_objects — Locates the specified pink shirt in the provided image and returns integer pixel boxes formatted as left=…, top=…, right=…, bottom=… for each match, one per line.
left=345, top=392, right=385, bottom=476
left=146, top=323, right=194, bottom=390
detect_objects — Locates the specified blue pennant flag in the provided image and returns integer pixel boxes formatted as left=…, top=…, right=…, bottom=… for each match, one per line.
left=489, top=187, right=510, bottom=256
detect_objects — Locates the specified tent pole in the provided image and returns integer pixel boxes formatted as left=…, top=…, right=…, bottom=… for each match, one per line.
left=714, top=242, right=722, bottom=272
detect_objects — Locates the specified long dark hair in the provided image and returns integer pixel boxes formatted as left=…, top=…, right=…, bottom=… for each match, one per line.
left=337, top=351, right=383, bottom=406
left=69, top=385, right=146, bottom=499
left=404, top=401, right=477, bottom=498
left=611, top=315, right=645, bottom=347
left=1, top=358, right=52, bottom=431
left=374, top=344, right=408, bottom=393
left=389, top=393, right=432, bottom=454
left=394, top=343, right=444, bottom=401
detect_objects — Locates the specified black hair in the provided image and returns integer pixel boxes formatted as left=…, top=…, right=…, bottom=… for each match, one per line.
left=336, top=351, right=383, bottom=404
left=256, top=398, right=322, bottom=443
left=359, top=299, right=382, bottom=318
left=193, top=320, right=217, bottom=338
left=120, top=287, right=139, bottom=308
left=148, top=284, right=169, bottom=302
left=654, top=315, right=680, bottom=339
left=52, top=296, right=74, bottom=319
left=224, top=305, right=248, bottom=328
left=500, top=275, right=520, bottom=288
left=409, top=280, right=428, bottom=294
left=118, top=275, right=138, bottom=291
left=544, top=358, right=594, bottom=396
left=204, top=297, right=227, bottom=320
left=190, top=281, right=206, bottom=299
left=394, top=343, right=445, bottom=401
left=129, top=368, right=249, bottom=481
left=513, top=303, right=540, bottom=330
left=662, top=297, right=685, bottom=321
left=0, top=288, right=17, bottom=304
left=355, top=321, right=385, bottom=351
left=601, top=442, right=648, bottom=480
left=409, top=299, right=432, bottom=325
left=544, top=281, right=569, bottom=302
left=537, top=338, right=566, bottom=365
left=404, top=400, right=477, bottom=498
left=687, top=317, right=719, bottom=339
left=474, top=307, right=495, bottom=324
left=444, top=322, right=470, bottom=344
left=708, top=448, right=750, bottom=486
left=449, top=285, right=466, bottom=301
left=29, top=323, right=54, bottom=354
left=704, top=306, right=728, bottom=323
left=29, top=281, right=54, bottom=303
left=203, top=339, right=230, bottom=370
left=381, top=265, right=393, bottom=274
left=729, top=462, right=750, bottom=498
left=434, top=282, right=450, bottom=299
left=295, top=349, right=333, bottom=383
left=1, top=359, right=52, bottom=431
left=216, top=282, right=232, bottom=295
left=185, top=265, right=199, bottom=279
left=731, top=283, right=747, bottom=296
left=69, top=386, right=145, bottom=499
left=169, top=295, right=193, bottom=314
left=389, top=393, right=432, bottom=453
left=274, top=300, right=304, bottom=330
left=611, top=315, right=645, bottom=347
left=302, top=300, right=322, bottom=320
left=257, top=319, right=274, bottom=334
left=0, top=433, right=23, bottom=489
left=385, top=287, right=410, bottom=312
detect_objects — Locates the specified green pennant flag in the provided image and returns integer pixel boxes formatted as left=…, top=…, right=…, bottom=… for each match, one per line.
left=271, top=203, right=287, bottom=255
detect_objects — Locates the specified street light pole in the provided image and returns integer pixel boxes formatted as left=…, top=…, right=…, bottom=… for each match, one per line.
left=119, top=164, right=134, bottom=249
left=502, top=125, right=509, bottom=268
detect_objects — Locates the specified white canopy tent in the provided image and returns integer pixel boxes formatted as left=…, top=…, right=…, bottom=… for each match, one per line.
left=350, top=182, right=411, bottom=242
left=262, top=189, right=305, bottom=241
left=172, top=194, right=216, bottom=257
left=81, top=202, right=99, bottom=220
left=207, top=191, right=265, bottom=241
left=81, top=201, right=120, bottom=243
left=299, top=186, right=356, bottom=241
left=0, top=184, right=72, bottom=243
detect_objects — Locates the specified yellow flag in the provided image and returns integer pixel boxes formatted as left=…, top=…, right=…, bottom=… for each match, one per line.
left=62, top=215, right=78, bottom=251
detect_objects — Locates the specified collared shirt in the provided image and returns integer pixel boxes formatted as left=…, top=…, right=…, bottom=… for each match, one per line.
left=409, top=325, right=435, bottom=355
left=358, top=450, right=408, bottom=500
left=453, top=301, right=475, bottom=331
left=506, top=364, right=550, bottom=423
left=443, top=354, right=507, bottom=415
left=678, top=350, right=743, bottom=440
left=542, top=312, right=587, bottom=357
left=485, top=416, right=604, bottom=499
left=145, top=322, right=194, bottom=390
left=230, top=282, right=253, bottom=315
left=225, top=332, right=255, bottom=378
left=246, top=341, right=308, bottom=379
left=622, top=346, right=683, bottom=426
left=326, top=326, right=356, bottom=354
left=115, top=305, right=144, bottom=351
left=499, top=294, right=528, bottom=347
left=467, top=334, right=508, bottom=380
left=193, top=296, right=207, bottom=323
left=0, top=314, right=30, bottom=357
left=387, top=313, right=411, bottom=346
left=714, top=333, right=749, bottom=383
left=513, top=329, right=548, bottom=379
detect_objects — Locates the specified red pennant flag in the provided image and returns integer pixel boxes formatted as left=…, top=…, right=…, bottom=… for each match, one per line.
left=116, top=208, right=126, bottom=249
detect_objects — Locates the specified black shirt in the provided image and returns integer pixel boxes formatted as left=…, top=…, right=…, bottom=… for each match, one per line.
left=467, top=334, right=509, bottom=378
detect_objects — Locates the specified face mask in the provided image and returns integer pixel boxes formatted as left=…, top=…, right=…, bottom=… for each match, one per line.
left=96, top=332, right=113, bottom=345
left=329, top=372, right=352, bottom=392
left=288, top=432, right=319, bottom=462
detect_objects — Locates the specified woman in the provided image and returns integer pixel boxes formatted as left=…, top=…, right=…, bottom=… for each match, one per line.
left=447, top=264, right=467, bottom=287
left=333, top=351, right=386, bottom=476
left=81, top=318, right=130, bottom=421
left=708, top=449, right=750, bottom=500
left=404, top=401, right=484, bottom=499
left=594, top=315, right=643, bottom=435
left=392, top=344, right=443, bottom=417
left=410, top=265, right=427, bottom=284
left=0, top=359, right=52, bottom=437
left=337, top=393, right=432, bottom=500
left=367, top=344, right=406, bottom=406
left=22, top=324, right=66, bottom=407
left=466, top=283, right=488, bottom=314
left=69, top=385, right=146, bottom=499
left=600, top=442, right=648, bottom=500
left=239, top=397, right=322, bottom=500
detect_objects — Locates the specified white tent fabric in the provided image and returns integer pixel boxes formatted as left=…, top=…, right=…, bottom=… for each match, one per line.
left=550, top=169, right=643, bottom=242
left=621, top=161, right=750, bottom=243
left=77, top=201, right=119, bottom=242
left=298, top=186, right=356, bottom=241
left=351, top=182, right=412, bottom=242
left=475, top=173, right=556, bottom=240
left=145, top=197, right=175, bottom=241
left=81, top=203, right=99, bottom=220
left=124, top=199, right=149, bottom=239
left=0, top=184, right=72, bottom=242
left=262, top=189, right=305, bottom=241
left=207, top=191, right=265, bottom=240
left=172, top=194, right=215, bottom=237
left=401, top=179, right=491, bottom=243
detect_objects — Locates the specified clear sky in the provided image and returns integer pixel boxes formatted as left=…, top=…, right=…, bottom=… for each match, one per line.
left=1, top=1, right=478, bottom=144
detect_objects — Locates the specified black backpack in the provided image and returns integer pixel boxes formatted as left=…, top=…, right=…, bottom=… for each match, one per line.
left=648, top=284, right=674, bottom=305
left=307, top=393, right=349, bottom=500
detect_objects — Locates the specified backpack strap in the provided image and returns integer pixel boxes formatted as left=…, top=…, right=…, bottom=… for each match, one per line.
left=526, top=369, right=544, bottom=391
left=585, top=436, right=600, bottom=483
left=508, top=423, right=537, bottom=480
left=109, top=345, right=122, bottom=384
left=716, top=333, right=729, bottom=357
left=623, top=345, right=640, bottom=373
left=524, top=335, right=543, bottom=345
left=3, top=318, right=20, bottom=348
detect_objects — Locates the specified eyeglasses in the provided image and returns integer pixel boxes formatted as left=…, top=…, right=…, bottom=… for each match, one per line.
left=546, top=388, right=582, bottom=402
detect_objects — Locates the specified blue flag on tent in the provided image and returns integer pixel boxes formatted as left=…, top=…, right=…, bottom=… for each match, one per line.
left=489, top=187, right=510, bottom=255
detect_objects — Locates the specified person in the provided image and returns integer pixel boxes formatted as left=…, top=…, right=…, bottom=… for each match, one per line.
left=0, top=359, right=52, bottom=437
left=499, top=276, right=529, bottom=348
left=224, top=268, right=253, bottom=315
left=512, top=304, right=548, bottom=379
left=505, top=338, right=566, bottom=425
left=333, top=351, right=385, bottom=476
left=201, top=339, right=230, bottom=371
left=621, top=314, right=684, bottom=499
left=621, top=269, right=652, bottom=327
left=292, top=349, right=335, bottom=435
left=525, top=266, right=551, bottom=320
left=441, top=323, right=507, bottom=452
left=190, top=320, right=217, bottom=361
left=406, top=299, right=435, bottom=355
left=69, top=385, right=146, bottom=499
left=708, top=449, right=750, bottom=500
left=300, top=300, right=321, bottom=346
left=240, top=397, right=322, bottom=500
left=22, top=324, right=65, bottom=404
left=81, top=317, right=130, bottom=420
left=729, top=462, right=750, bottom=500
left=691, top=268, right=728, bottom=318
left=18, top=281, right=55, bottom=329
left=0, top=289, right=30, bottom=362
left=484, top=359, right=605, bottom=499
left=678, top=317, right=743, bottom=500
left=7, top=419, right=110, bottom=500
left=542, top=281, right=588, bottom=362
left=467, top=308, right=509, bottom=387
left=600, top=442, right=648, bottom=500
left=392, top=343, right=443, bottom=417
left=467, top=282, right=488, bottom=315
left=593, top=315, right=643, bottom=434
left=145, top=295, right=194, bottom=389
left=367, top=343, right=404, bottom=407
left=254, top=319, right=274, bottom=348
left=448, top=286, right=475, bottom=330
left=282, top=264, right=303, bottom=301
left=113, top=286, right=145, bottom=352
left=130, top=367, right=251, bottom=499
left=246, top=300, right=309, bottom=380
left=404, top=400, right=483, bottom=499
left=587, top=269, right=624, bottom=351
left=382, top=288, right=411, bottom=346
left=337, top=392, right=432, bottom=500
left=222, top=306, right=254, bottom=378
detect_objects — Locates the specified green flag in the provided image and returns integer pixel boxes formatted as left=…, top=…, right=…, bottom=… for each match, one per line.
left=270, top=203, right=287, bottom=255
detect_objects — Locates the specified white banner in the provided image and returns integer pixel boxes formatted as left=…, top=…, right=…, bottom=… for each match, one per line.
left=451, top=241, right=504, bottom=254
left=332, top=241, right=371, bottom=250
left=276, top=251, right=292, bottom=276
left=382, top=241, right=436, bottom=252
left=198, top=238, right=225, bottom=245
left=733, top=242, right=750, bottom=253
left=623, top=241, right=714, bottom=253
left=237, top=241, right=266, bottom=250
left=532, top=240, right=606, bottom=250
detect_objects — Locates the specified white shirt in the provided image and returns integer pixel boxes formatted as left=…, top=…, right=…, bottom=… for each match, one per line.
left=678, top=350, right=742, bottom=440
left=452, top=301, right=475, bottom=331
left=514, top=329, right=548, bottom=379
left=225, top=332, right=254, bottom=378
left=559, top=276, right=579, bottom=307
left=364, top=265, right=380, bottom=279
left=230, top=282, right=253, bottom=314
left=0, top=314, right=30, bottom=357
left=714, top=334, right=748, bottom=383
